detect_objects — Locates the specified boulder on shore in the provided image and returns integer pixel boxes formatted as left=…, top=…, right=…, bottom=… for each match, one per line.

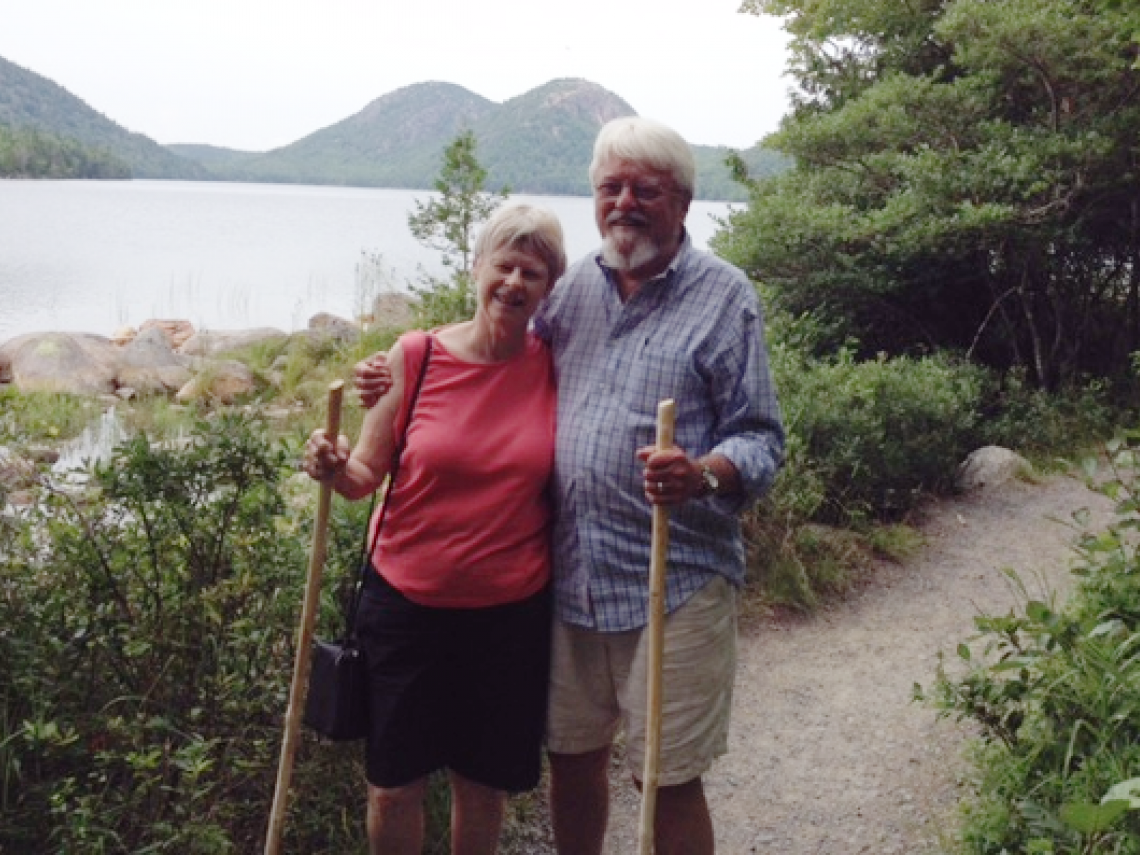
left=0, top=332, right=120, bottom=396
left=140, top=319, right=195, bottom=350
left=117, top=327, right=193, bottom=394
left=175, top=360, right=258, bottom=404
left=178, top=327, right=289, bottom=357
left=308, top=312, right=359, bottom=342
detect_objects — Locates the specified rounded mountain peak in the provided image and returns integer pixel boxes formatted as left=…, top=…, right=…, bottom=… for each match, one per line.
left=504, top=78, right=637, bottom=126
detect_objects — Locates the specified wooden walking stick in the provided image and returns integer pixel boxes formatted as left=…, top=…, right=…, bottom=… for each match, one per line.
left=265, top=380, right=344, bottom=855
left=638, top=398, right=676, bottom=855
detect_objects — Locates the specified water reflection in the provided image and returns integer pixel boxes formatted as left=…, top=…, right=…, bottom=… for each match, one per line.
left=53, top=408, right=130, bottom=475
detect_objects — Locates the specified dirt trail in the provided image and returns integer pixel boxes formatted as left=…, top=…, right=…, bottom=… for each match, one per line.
left=586, top=473, right=1117, bottom=854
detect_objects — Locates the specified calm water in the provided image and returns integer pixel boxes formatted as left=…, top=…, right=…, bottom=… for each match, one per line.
left=0, top=180, right=732, bottom=344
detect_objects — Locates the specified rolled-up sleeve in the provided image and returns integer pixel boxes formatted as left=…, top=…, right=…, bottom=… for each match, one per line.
left=708, top=299, right=785, bottom=510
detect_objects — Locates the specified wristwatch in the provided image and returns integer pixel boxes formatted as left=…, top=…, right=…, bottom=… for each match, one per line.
left=699, top=463, right=720, bottom=497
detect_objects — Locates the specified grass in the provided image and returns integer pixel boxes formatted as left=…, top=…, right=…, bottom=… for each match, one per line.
left=0, top=388, right=103, bottom=445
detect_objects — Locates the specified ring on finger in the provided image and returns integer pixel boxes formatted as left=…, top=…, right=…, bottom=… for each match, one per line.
left=657, top=481, right=664, bottom=492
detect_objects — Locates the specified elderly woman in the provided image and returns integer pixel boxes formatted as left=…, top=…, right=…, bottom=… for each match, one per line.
left=303, top=203, right=566, bottom=855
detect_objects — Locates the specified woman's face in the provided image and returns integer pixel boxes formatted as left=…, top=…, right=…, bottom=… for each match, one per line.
left=473, top=245, right=551, bottom=325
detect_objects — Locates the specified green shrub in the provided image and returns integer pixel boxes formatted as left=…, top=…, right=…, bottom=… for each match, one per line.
left=0, top=412, right=368, bottom=852
left=921, top=432, right=1140, bottom=853
left=774, top=347, right=986, bottom=523
left=980, top=370, right=1118, bottom=463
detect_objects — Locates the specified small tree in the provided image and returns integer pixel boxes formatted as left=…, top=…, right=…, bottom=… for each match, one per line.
left=407, top=130, right=508, bottom=327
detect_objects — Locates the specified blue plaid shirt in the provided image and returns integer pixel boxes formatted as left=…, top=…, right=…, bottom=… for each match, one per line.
left=533, top=235, right=784, bottom=631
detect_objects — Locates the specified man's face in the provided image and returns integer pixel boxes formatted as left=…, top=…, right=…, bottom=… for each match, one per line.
left=593, top=156, right=690, bottom=279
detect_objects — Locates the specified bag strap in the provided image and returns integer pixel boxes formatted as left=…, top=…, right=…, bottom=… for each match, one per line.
left=343, top=334, right=433, bottom=632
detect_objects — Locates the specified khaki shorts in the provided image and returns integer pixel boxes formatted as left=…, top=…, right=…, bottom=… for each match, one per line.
left=546, top=576, right=737, bottom=787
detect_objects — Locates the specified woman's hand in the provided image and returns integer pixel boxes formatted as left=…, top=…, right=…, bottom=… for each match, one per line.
left=303, top=428, right=352, bottom=482
left=355, top=352, right=393, bottom=409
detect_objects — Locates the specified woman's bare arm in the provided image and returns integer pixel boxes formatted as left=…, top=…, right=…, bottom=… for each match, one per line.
left=304, top=343, right=406, bottom=499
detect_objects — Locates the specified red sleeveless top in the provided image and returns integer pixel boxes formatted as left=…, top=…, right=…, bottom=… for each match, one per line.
left=368, top=330, right=555, bottom=607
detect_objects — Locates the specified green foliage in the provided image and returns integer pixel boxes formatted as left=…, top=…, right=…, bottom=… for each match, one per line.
left=738, top=316, right=984, bottom=611
left=0, top=55, right=207, bottom=179
left=0, top=388, right=102, bottom=444
left=408, top=130, right=508, bottom=327
left=728, top=0, right=1140, bottom=388
left=700, top=145, right=792, bottom=201
left=0, top=124, right=130, bottom=178
left=0, top=413, right=369, bottom=852
left=919, top=432, right=1140, bottom=853
left=981, top=372, right=1119, bottom=463
left=775, top=346, right=987, bottom=522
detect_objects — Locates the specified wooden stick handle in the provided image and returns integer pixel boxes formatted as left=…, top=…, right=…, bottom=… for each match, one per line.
left=265, top=380, right=345, bottom=855
left=638, top=398, right=676, bottom=855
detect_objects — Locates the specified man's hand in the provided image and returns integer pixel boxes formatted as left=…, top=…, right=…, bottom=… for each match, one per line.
left=636, top=448, right=739, bottom=506
left=354, top=352, right=393, bottom=409
left=636, top=445, right=703, bottom=507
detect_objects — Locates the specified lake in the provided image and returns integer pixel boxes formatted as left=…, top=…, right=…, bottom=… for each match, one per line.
left=0, top=180, right=733, bottom=344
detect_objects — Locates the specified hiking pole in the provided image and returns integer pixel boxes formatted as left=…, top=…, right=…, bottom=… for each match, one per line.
left=265, top=380, right=344, bottom=855
left=638, top=398, right=676, bottom=855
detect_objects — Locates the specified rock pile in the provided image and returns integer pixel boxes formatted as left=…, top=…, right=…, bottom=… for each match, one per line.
left=0, top=301, right=412, bottom=402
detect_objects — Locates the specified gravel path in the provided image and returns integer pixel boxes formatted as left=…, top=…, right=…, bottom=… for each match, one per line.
left=516, top=473, right=1117, bottom=854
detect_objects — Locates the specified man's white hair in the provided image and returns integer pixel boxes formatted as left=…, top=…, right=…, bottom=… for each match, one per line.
left=588, top=116, right=696, bottom=200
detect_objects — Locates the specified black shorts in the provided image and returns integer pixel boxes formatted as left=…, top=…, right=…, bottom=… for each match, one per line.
left=355, top=565, right=552, bottom=793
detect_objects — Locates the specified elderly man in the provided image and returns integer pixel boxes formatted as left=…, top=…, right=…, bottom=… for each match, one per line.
left=536, top=117, right=783, bottom=855
left=357, top=117, right=783, bottom=853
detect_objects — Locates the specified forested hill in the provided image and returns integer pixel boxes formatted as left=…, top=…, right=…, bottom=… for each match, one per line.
left=169, top=79, right=788, bottom=200
left=0, top=56, right=208, bottom=179
left=175, top=82, right=500, bottom=190
left=0, top=53, right=786, bottom=199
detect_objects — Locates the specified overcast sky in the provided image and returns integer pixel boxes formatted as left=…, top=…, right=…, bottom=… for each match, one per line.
left=0, top=0, right=793, bottom=152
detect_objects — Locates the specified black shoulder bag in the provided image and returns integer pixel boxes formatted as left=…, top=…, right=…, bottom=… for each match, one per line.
left=303, top=336, right=433, bottom=741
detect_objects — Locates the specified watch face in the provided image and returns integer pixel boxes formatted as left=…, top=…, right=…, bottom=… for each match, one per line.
left=702, top=467, right=719, bottom=492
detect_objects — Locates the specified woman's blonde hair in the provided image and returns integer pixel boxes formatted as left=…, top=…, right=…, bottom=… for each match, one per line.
left=474, top=203, right=568, bottom=285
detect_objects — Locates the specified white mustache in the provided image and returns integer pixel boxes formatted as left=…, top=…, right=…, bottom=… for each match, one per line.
left=607, top=212, right=649, bottom=228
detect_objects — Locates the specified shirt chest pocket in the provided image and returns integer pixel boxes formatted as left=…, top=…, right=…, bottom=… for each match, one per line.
left=618, top=341, right=708, bottom=421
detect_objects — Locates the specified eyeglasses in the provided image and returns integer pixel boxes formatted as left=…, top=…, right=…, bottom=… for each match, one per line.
left=594, top=180, right=676, bottom=203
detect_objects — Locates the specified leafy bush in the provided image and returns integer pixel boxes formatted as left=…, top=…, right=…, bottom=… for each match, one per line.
left=738, top=334, right=977, bottom=610
left=920, top=432, right=1140, bottom=853
left=981, top=370, right=1119, bottom=463
left=773, top=346, right=986, bottom=523
left=0, top=412, right=369, bottom=852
